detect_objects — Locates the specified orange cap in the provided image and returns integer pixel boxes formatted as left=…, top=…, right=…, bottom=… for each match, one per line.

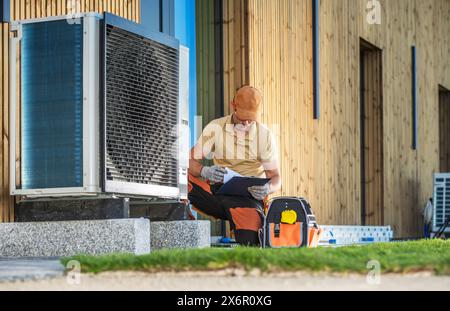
left=233, top=86, right=263, bottom=122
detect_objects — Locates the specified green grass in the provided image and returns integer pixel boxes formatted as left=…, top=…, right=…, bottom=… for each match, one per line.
left=61, top=240, right=450, bottom=275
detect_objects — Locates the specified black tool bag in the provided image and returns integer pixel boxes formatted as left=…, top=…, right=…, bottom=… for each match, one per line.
left=262, top=197, right=320, bottom=248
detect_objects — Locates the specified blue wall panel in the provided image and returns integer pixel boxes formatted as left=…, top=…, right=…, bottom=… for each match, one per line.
left=412, top=46, right=418, bottom=150
left=174, top=0, right=197, bottom=147
left=313, top=0, right=320, bottom=120
left=140, top=0, right=161, bottom=33
left=141, top=0, right=175, bottom=36
left=1, top=0, right=10, bottom=22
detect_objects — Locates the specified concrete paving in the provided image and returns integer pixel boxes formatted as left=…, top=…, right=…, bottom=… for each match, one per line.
left=1, top=271, right=449, bottom=291
left=0, top=258, right=65, bottom=282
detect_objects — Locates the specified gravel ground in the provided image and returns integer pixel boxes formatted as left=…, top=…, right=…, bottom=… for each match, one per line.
left=1, top=270, right=449, bottom=291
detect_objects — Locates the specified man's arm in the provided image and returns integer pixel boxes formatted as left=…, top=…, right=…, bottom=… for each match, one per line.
left=261, top=128, right=281, bottom=194
left=247, top=167, right=281, bottom=201
left=265, top=168, right=282, bottom=194
left=189, top=146, right=203, bottom=177
left=189, top=121, right=218, bottom=178
left=189, top=145, right=226, bottom=182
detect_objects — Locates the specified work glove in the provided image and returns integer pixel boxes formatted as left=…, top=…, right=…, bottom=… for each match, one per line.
left=248, top=182, right=271, bottom=201
left=201, top=166, right=226, bottom=183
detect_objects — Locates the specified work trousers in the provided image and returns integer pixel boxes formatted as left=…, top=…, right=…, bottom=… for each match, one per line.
left=188, top=174, right=264, bottom=246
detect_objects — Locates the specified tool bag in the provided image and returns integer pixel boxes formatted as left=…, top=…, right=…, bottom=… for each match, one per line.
left=262, top=197, right=321, bottom=248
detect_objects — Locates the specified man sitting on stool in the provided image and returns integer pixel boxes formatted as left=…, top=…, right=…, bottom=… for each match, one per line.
left=188, top=86, right=281, bottom=245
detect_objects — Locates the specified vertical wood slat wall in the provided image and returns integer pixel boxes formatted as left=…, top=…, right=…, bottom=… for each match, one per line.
left=196, top=0, right=222, bottom=128
left=0, top=0, right=140, bottom=223
left=0, top=21, right=11, bottom=223
left=222, top=0, right=248, bottom=116
left=439, top=90, right=450, bottom=172
left=225, top=0, right=450, bottom=237
left=8, top=0, right=140, bottom=21
left=195, top=0, right=225, bottom=236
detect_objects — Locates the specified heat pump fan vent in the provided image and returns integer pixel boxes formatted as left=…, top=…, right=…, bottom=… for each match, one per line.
left=105, top=25, right=179, bottom=188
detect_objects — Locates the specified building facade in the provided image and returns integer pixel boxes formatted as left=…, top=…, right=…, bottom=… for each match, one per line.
left=1, top=0, right=450, bottom=238
left=215, top=0, right=450, bottom=238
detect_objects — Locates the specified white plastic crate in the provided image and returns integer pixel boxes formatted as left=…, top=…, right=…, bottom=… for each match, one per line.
left=433, top=173, right=450, bottom=233
left=319, top=225, right=394, bottom=247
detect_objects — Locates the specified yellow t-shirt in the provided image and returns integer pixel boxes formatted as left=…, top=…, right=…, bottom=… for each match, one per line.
left=194, top=115, right=278, bottom=178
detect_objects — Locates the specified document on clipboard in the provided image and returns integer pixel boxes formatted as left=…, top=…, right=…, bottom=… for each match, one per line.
left=223, top=168, right=243, bottom=183
left=217, top=168, right=270, bottom=198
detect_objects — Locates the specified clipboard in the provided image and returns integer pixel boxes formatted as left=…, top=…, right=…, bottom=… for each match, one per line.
left=216, top=177, right=270, bottom=198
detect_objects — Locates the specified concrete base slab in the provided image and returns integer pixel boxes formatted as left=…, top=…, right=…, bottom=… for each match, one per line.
left=0, top=219, right=150, bottom=257
left=151, top=220, right=211, bottom=250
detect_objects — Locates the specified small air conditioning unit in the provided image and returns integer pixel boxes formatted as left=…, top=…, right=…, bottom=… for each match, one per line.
left=432, top=173, right=450, bottom=233
left=9, top=13, right=189, bottom=201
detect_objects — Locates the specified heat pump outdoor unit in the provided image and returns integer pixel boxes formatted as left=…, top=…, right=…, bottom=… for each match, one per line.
left=9, top=13, right=189, bottom=201
left=433, top=173, right=450, bottom=233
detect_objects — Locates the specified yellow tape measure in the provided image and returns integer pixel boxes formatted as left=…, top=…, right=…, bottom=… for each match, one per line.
left=281, top=210, right=297, bottom=225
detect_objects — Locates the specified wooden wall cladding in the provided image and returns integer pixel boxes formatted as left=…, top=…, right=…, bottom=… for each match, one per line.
left=224, top=0, right=450, bottom=237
